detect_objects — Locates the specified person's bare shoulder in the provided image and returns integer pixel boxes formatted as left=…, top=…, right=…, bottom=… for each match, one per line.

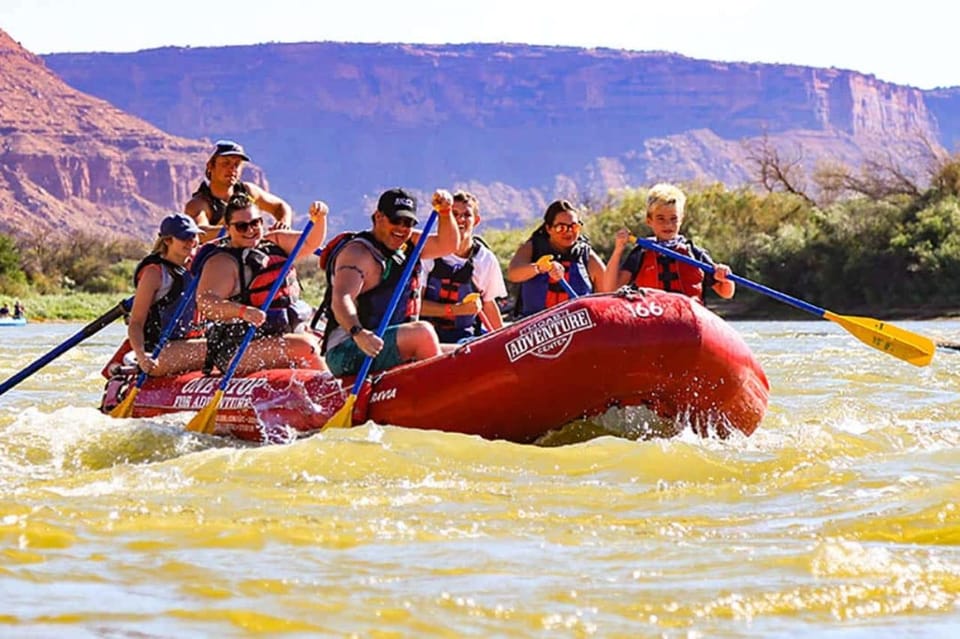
left=184, top=195, right=210, bottom=221
left=243, top=181, right=265, bottom=198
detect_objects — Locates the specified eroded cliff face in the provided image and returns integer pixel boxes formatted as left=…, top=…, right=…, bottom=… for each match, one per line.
left=0, top=29, right=266, bottom=240
left=2, top=34, right=954, bottom=238
left=40, top=42, right=949, bottom=230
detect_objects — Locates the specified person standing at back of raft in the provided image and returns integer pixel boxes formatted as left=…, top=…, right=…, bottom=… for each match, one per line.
left=184, top=140, right=294, bottom=240
left=603, top=182, right=735, bottom=302
left=318, top=188, right=460, bottom=377
left=420, top=190, right=507, bottom=342
left=127, top=213, right=207, bottom=377
left=195, top=194, right=329, bottom=376
left=506, top=199, right=607, bottom=317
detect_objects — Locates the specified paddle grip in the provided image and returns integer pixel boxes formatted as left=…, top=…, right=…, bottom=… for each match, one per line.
left=534, top=254, right=579, bottom=298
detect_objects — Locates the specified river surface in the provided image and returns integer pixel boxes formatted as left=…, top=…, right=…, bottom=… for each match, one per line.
left=1, top=318, right=959, bottom=638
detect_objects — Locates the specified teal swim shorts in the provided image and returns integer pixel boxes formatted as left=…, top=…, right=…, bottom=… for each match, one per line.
left=325, top=325, right=404, bottom=377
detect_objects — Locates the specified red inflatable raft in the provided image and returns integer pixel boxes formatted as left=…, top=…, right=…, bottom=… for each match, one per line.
left=99, top=288, right=769, bottom=443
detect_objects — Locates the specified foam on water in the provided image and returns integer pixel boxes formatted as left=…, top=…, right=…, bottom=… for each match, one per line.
left=1, top=319, right=959, bottom=636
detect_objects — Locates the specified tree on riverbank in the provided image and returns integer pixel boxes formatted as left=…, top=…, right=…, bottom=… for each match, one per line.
left=4, top=155, right=960, bottom=319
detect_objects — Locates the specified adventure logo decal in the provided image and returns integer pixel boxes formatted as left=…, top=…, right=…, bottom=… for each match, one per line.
left=505, top=308, right=594, bottom=362
left=174, top=377, right=269, bottom=409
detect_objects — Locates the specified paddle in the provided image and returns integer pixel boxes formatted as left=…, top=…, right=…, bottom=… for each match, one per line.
left=322, top=209, right=440, bottom=430
left=111, top=228, right=228, bottom=418
left=461, top=292, right=493, bottom=332
left=110, top=274, right=202, bottom=418
left=0, top=297, right=133, bottom=397
left=535, top=254, right=579, bottom=298
left=186, top=220, right=315, bottom=434
left=634, top=237, right=936, bottom=367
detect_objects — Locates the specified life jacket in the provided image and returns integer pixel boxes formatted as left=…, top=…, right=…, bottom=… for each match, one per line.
left=626, top=236, right=709, bottom=301
left=132, top=253, right=197, bottom=350
left=515, top=230, right=593, bottom=318
left=423, top=237, right=488, bottom=342
left=316, top=230, right=422, bottom=355
left=190, top=180, right=253, bottom=226
left=190, top=235, right=231, bottom=276
left=201, top=240, right=307, bottom=373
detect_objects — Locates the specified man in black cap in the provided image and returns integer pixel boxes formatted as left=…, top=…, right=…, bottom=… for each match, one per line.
left=317, top=187, right=460, bottom=377
left=184, top=139, right=293, bottom=239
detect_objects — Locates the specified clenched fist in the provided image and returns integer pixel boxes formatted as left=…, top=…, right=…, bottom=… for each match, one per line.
left=309, top=200, right=329, bottom=223
left=431, top=189, right=453, bottom=213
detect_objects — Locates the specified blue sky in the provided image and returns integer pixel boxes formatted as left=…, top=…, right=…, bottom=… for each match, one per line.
left=2, top=0, right=958, bottom=89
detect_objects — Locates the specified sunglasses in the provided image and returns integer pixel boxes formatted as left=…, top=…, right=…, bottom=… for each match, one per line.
left=386, top=216, right=417, bottom=228
left=551, top=222, right=582, bottom=233
left=230, top=218, right=264, bottom=233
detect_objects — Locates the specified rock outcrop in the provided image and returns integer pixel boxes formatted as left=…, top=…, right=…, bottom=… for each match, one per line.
left=0, top=29, right=266, bottom=240
left=42, top=42, right=954, bottom=230
left=2, top=33, right=957, bottom=238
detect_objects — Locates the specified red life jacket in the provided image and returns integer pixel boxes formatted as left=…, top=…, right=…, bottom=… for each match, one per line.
left=630, top=239, right=706, bottom=301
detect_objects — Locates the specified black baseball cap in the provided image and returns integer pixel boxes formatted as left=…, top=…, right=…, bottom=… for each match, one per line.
left=210, top=139, right=250, bottom=161
left=377, top=188, right=418, bottom=223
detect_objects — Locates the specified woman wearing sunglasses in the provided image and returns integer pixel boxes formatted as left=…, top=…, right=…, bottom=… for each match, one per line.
left=507, top=199, right=608, bottom=318
left=195, top=194, right=328, bottom=376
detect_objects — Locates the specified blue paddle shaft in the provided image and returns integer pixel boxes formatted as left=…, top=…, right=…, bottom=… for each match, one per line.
left=350, top=210, right=440, bottom=395
left=556, top=277, right=578, bottom=298
left=133, top=227, right=228, bottom=388
left=635, top=237, right=827, bottom=318
left=217, top=220, right=315, bottom=389
left=0, top=296, right=133, bottom=396
left=132, top=272, right=201, bottom=389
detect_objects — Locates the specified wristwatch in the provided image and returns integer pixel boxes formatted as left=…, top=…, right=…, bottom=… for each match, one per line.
left=349, top=325, right=363, bottom=337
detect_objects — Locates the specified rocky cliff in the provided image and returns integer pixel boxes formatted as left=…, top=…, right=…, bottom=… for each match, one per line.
left=42, top=42, right=953, bottom=231
left=0, top=29, right=267, bottom=240
left=2, top=33, right=956, bottom=239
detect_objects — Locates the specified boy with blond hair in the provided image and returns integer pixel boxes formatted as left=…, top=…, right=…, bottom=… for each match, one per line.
left=603, top=183, right=734, bottom=301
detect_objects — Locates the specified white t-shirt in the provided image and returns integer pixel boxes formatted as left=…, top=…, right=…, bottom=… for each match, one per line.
left=421, top=244, right=508, bottom=302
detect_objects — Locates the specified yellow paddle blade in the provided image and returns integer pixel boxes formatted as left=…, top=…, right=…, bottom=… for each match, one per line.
left=108, top=386, right=139, bottom=418
left=185, top=389, right=224, bottom=434
left=321, top=393, right=357, bottom=431
left=462, top=292, right=481, bottom=304
left=824, top=311, right=936, bottom=367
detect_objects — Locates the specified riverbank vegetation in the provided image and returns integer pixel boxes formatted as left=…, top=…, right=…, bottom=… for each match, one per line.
left=3, top=155, right=960, bottom=321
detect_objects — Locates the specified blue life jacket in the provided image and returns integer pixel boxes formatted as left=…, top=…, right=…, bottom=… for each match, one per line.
left=516, top=231, right=592, bottom=317
left=424, top=237, right=488, bottom=342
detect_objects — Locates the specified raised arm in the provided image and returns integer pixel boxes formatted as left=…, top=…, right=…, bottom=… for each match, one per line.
left=264, top=200, right=328, bottom=260
left=418, top=189, right=460, bottom=260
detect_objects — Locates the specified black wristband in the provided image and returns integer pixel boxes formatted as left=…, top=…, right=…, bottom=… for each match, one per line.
left=349, top=324, right=363, bottom=337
